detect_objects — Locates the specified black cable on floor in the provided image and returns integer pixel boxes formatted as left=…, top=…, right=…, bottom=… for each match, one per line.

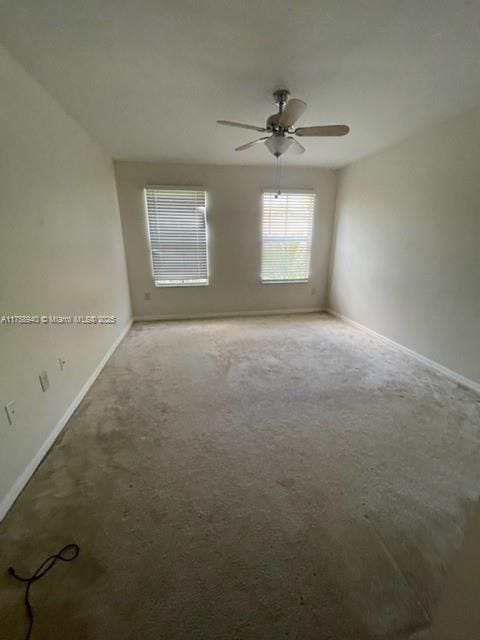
left=8, top=543, right=80, bottom=640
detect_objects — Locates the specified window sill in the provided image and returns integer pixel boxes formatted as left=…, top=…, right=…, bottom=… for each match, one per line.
left=261, top=279, right=309, bottom=285
left=154, top=282, right=209, bottom=288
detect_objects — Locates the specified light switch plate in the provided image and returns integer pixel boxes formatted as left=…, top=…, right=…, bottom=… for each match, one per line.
left=59, top=357, right=66, bottom=371
left=39, top=371, right=50, bottom=392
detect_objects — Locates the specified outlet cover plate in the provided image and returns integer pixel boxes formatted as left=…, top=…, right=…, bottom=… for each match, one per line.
left=39, top=371, right=50, bottom=392
left=5, top=401, right=16, bottom=425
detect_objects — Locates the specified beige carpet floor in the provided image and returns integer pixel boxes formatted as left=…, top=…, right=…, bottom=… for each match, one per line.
left=1, top=313, right=479, bottom=640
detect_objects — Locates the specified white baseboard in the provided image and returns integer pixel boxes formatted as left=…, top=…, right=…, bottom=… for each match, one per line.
left=327, top=309, right=480, bottom=395
left=135, top=307, right=324, bottom=322
left=0, top=319, right=133, bottom=522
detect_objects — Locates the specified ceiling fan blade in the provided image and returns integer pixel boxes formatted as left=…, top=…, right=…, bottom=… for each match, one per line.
left=288, top=137, right=306, bottom=155
left=235, top=137, right=269, bottom=151
left=217, top=120, right=266, bottom=132
left=295, top=125, right=350, bottom=137
left=277, top=98, right=307, bottom=128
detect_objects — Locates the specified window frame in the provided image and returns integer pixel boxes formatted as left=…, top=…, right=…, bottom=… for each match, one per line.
left=144, top=185, right=210, bottom=288
left=260, top=189, right=315, bottom=285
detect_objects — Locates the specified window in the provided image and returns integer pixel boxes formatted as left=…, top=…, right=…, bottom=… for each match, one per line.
left=145, top=187, right=209, bottom=287
left=261, top=191, right=315, bottom=283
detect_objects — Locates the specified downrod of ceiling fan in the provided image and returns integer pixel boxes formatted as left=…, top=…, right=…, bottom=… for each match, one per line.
left=273, top=89, right=290, bottom=112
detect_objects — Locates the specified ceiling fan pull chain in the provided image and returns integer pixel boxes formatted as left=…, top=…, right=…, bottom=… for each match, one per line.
left=275, top=156, right=282, bottom=197
left=278, top=156, right=282, bottom=196
left=274, top=156, right=278, bottom=196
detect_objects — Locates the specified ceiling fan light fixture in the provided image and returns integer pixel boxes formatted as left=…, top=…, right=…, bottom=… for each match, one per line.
left=264, top=136, right=293, bottom=157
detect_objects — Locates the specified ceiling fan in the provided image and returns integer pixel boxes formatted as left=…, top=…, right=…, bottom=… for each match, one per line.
left=217, top=89, right=350, bottom=157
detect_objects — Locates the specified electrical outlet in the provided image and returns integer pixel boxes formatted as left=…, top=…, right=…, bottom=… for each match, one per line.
left=59, top=357, right=66, bottom=371
left=311, top=287, right=317, bottom=296
left=5, top=401, right=16, bottom=426
left=39, top=371, right=50, bottom=392
left=144, top=292, right=151, bottom=301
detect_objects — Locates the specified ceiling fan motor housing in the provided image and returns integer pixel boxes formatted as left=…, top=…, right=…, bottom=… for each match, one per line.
left=266, top=113, right=281, bottom=130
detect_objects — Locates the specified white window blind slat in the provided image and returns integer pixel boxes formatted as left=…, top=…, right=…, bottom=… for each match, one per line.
left=261, top=191, right=315, bottom=282
left=145, top=187, right=209, bottom=287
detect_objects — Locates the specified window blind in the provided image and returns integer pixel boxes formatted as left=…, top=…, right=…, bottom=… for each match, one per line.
left=261, top=191, right=315, bottom=282
left=145, top=187, right=208, bottom=287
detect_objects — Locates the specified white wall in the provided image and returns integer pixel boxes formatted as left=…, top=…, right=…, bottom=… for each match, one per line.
left=328, top=106, right=480, bottom=385
left=114, top=161, right=337, bottom=318
left=431, top=499, right=480, bottom=639
left=0, top=44, right=132, bottom=516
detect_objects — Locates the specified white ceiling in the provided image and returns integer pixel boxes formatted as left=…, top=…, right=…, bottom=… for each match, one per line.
left=1, top=0, right=480, bottom=168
